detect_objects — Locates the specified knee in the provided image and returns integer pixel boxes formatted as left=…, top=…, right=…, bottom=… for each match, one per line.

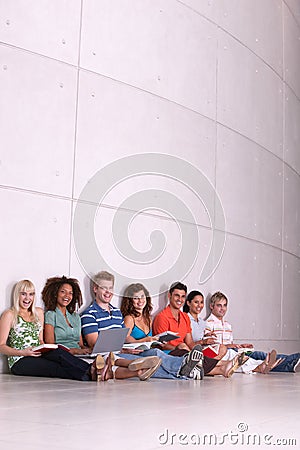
left=216, top=344, right=227, bottom=360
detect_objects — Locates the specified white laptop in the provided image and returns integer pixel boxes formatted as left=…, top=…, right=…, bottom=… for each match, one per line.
left=76, top=327, right=130, bottom=358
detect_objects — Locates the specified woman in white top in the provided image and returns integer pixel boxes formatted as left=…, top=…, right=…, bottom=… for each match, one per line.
left=183, top=291, right=218, bottom=346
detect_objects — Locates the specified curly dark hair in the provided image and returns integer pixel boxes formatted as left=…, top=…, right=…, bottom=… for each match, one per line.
left=120, top=283, right=153, bottom=328
left=41, top=276, right=83, bottom=314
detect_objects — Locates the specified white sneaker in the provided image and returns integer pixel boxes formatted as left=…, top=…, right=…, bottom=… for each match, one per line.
left=178, top=345, right=203, bottom=378
left=293, top=358, right=300, bottom=373
left=192, top=365, right=204, bottom=380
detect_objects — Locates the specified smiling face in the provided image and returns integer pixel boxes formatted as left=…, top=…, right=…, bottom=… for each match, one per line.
left=132, top=290, right=147, bottom=313
left=210, top=298, right=227, bottom=319
left=56, top=284, right=73, bottom=310
left=168, top=289, right=186, bottom=310
left=19, top=290, right=35, bottom=310
left=93, top=279, right=114, bottom=307
left=188, top=295, right=204, bottom=316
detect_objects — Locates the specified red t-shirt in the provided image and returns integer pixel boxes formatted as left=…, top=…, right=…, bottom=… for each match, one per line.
left=152, top=305, right=192, bottom=347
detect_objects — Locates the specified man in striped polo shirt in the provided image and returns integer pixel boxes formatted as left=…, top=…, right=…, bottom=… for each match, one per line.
left=205, top=291, right=300, bottom=373
left=204, top=292, right=234, bottom=347
left=81, top=271, right=123, bottom=348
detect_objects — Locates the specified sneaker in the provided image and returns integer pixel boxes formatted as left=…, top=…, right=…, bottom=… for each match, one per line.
left=293, top=358, right=300, bottom=373
left=179, top=344, right=203, bottom=378
left=192, top=365, right=204, bottom=380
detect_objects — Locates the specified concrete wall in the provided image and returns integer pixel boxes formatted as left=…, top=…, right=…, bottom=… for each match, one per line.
left=0, top=0, right=299, bottom=371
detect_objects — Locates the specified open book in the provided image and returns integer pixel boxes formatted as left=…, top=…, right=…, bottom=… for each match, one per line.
left=237, top=347, right=255, bottom=355
left=32, top=344, right=70, bottom=353
left=155, top=331, right=180, bottom=343
left=122, top=331, right=180, bottom=351
left=202, top=344, right=220, bottom=358
left=122, top=341, right=161, bottom=351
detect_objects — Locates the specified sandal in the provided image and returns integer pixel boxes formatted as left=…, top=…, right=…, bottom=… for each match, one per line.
left=106, top=351, right=115, bottom=369
left=261, top=349, right=277, bottom=374
left=237, top=353, right=250, bottom=367
left=89, top=355, right=105, bottom=382
left=95, top=354, right=105, bottom=382
left=128, top=356, right=161, bottom=372
left=105, top=351, right=115, bottom=379
left=138, top=358, right=162, bottom=381
left=269, top=357, right=284, bottom=371
left=225, top=354, right=243, bottom=378
left=97, top=352, right=116, bottom=382
left=97, top=363, right=114, bottom=381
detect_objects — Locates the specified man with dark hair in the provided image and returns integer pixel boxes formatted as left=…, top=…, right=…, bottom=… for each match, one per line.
left=153, top=281, right=193, bottom=353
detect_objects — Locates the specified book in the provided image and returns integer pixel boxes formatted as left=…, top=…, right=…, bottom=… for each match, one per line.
left=32, top=343, right=70, bottom=353
left=122, top=341, right=162, bottom=351
left=57, top=344, right=70, bottom=352
left=237, top=347, right=255, bottom=355
left=32, top=343, right=58, bottom=353
left=155, top=331, right=180, bottom=343
left=202, top=344, right=220, bottom=358
left=122, top=332, right=180, bottom=351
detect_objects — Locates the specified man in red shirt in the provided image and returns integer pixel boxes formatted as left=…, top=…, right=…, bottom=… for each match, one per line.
left=153, top=281, right=195, bottom=352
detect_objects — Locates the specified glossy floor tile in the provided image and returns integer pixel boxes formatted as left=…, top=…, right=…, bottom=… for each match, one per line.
left=0, top=372, right=299, bottom=450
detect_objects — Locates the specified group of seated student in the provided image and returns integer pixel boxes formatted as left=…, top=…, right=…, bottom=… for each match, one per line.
left=152, top=283, right=300, bottom=374
left=183, top=290, right=300, bottom=373
left=0, top=271, right=299, bottom=384
left=194, top=290, right=299, bottom=373
left=0, top=278, right=163, bottom=382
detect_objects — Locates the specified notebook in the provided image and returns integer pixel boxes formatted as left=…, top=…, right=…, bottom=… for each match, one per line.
left=76, top=327, right=130, bottom=358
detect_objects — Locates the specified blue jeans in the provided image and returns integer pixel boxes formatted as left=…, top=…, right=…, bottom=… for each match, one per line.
left=250, top=351, right=300, bottom=373
left=120, top=348, right=186, bottom=379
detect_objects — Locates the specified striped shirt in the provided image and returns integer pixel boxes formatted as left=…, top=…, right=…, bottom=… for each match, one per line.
left=81, top=300, right=124, bottom=337
left=204, top=313, right=233, bottom=345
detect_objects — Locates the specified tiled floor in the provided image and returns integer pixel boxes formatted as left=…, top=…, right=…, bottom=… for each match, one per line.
left=0, top=372, right=299, bottom=450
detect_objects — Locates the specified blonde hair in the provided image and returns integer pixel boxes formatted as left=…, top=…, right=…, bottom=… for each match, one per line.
left=92, top=271, right=114, bottom=289
left=209, top=291, right=228, bottom=308
left=12, top=279, right=39, bottom=327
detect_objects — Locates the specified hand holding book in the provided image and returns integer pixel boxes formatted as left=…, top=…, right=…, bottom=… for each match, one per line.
left=32, top=344, right=70, bottom=354
left=154, top=331, right=180, bottom=343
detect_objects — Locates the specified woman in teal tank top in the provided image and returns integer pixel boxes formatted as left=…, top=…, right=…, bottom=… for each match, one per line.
left=42, top=276, right=91, bottom=355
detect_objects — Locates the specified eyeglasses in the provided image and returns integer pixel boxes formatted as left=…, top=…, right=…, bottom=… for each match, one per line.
left=133, top=295, right=146, bottom=300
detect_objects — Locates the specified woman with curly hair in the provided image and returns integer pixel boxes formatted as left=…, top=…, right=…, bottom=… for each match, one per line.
left=42, top=276, right=90, bottom=355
